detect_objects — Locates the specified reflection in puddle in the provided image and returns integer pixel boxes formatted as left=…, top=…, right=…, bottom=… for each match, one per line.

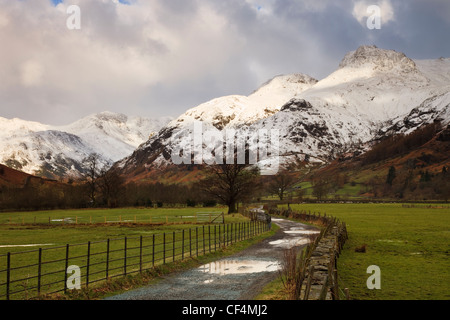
left=269, top=238, right=311, bottom=248
left=198, top=259, right=281, bottom=275
left=284, top=230, right=320, bottom=235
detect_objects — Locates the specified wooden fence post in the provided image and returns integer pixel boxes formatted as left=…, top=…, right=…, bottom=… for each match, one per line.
left=231, top=224, right=234, bottom=244
left=106, top=239, right=110, bottom=278
left=182, top=229, right=185, bottom=259
left=318, top=274, right=329, bottom=300
left=214, top=225, right=217, bottom=251
left=64, top=244, right=69, bottom=294
left=304, top=266, right=314, bottom=300
left=152, top=234, right=155, bottom=267
left=86, top=241, right=91, bottom=287
left=124, top=237, right=128, bottom=275
left=173, top=232, right=176, bottom=262
left=208, top=226, right=211, bottom=253
left=196, top=227, right=199, bottom=257
left=6, top=252, right=10, bottom=300
left=218, top=225, right=221, bottom=247
left=333, top=269, right=340, bottom=300
left=202, top=226, right=205, bottom=254
left=140, top=236, right=143, bottom=273
left=37, top=248, right=42, bottom=295
left=163, top=233, right=166, bottom=264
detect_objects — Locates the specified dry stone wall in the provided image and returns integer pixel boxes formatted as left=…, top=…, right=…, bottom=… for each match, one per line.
left=267, top=207, right=348, bottom=300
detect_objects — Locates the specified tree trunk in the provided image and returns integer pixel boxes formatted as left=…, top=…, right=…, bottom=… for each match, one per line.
left=227, top=199, right=237, bottom=214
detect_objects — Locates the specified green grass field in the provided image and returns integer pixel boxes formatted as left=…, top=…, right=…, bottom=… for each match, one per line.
left=0, top=207, right=260, bottom=300
left=0, top=207, right=233, bottom=226
left=279, top=203, right=450, bottom=300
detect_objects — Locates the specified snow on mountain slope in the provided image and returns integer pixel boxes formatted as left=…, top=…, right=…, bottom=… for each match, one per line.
left=0, top=112, right=171, bottom=178
left=169, top=73, right=318, bottom=130
left=299, top=45, right=444, bottom=122
left=116, top=73, right=318, bottom=172
left=247, top=46, right=450, bottom=166
left=381, top=91, right=450, bottom=136
left=116, top=46, right=450, bottom=177
left=59, top=112, right=172, bottom=162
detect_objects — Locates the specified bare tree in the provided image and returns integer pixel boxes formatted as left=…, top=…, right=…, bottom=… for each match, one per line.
left=98, top=167, right=125, bottom=208
left=312, top=179, right=330, bottom=201
left=82, top=153, right=102, bottom=207
left=265, top=169, right=297, bottom=200
left=197, top=164, right=260, bottom=214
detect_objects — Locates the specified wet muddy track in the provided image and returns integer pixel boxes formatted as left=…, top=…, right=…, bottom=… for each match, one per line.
left=105, top=218, right=319, bottom=300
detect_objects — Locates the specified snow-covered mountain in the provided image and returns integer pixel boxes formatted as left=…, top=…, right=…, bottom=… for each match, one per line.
left=0, top=112, right=172, bottom=178
left=173, top=73, right=318, bottom=130
left=115, top=45, right=450, bottom=177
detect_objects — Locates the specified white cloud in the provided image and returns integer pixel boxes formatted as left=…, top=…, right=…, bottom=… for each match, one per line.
left=0, top=11, right=9, bottom=28
left=352, top=0, right=395, bottom=26
left=20, top=60, right=44, bottom=87
left=0, top=0, right=247, bottom=123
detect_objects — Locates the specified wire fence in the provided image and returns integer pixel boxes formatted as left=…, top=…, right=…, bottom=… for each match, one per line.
left=0, top=220, right=269, bottom=300
left=1, top=212, right=225, bottom=226
left=267, top=206, right=349, bottom=300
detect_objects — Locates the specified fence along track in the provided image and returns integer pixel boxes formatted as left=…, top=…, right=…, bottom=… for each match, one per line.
left=1, top=212, right=225, bottom=226
left=267, top=207, right=349, bottom=300
left=0, top=220, right=268, bottom=300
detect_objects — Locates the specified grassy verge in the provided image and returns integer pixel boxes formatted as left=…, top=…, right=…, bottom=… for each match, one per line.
left=253, top=273, right=289, bottom=300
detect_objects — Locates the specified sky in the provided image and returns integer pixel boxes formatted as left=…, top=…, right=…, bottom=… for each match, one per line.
left=0, top=0, right=449, bottom=125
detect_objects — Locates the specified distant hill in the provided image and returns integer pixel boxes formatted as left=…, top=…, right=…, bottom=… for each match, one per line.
left=0, top=163, right=58, bottom=188
left=0, top=112, right=172, bottom=179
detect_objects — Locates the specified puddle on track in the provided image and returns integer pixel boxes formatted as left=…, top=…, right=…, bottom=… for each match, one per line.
left=283, top=230, right=320, bottom=235
left=268, top=238, right=312, bottom=248
left=105, top=217, right=321, bottom=300
left=268, top=219, right=320, bottom=249
left=198, top=259, right=281, bottom=276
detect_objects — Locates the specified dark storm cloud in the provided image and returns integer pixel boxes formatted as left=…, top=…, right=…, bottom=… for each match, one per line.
left=0, top=0, right=448, bottom=124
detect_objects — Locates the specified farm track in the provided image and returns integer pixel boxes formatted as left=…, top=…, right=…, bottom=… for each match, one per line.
left=105, top=218, right=319, bottom=300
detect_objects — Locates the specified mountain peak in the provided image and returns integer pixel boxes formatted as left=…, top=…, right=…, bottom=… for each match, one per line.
left=90, top=111, right=129, bottom=124
left=254, top=73, right=318, bottom=93
left=339, top=45, right=417, bottom=73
